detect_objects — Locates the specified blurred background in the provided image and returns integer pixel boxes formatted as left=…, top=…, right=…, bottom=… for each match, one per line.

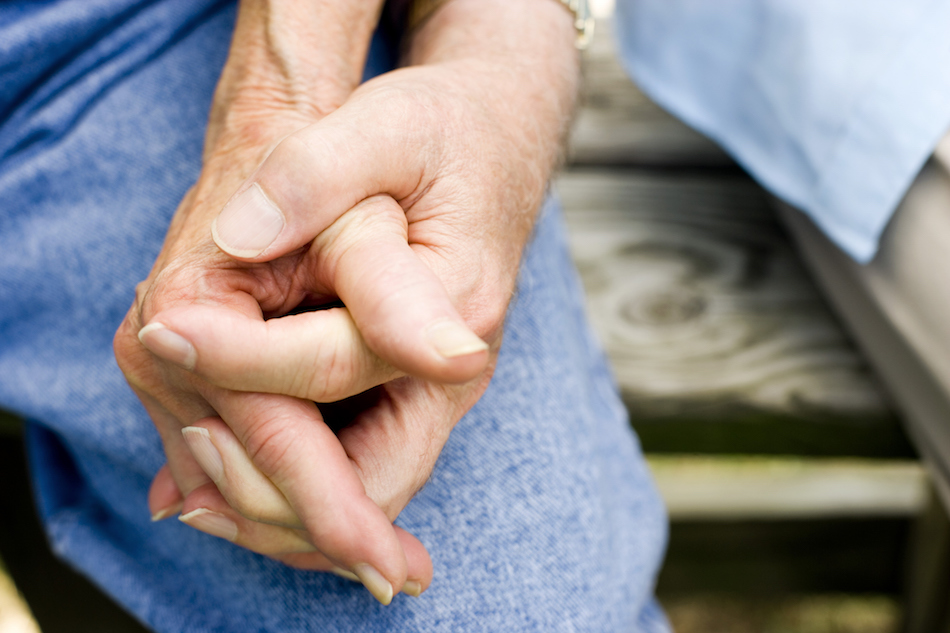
left=559, top=1, right=947, bottom=630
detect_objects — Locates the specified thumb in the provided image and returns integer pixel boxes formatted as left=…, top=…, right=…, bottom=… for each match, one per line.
left=210, top=96, right=432, bottom=261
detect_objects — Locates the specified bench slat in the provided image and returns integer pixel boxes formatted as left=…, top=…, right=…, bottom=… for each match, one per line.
left=557, top=170, right=913, bottom=457
left=649, top=456, right=927, bottom=520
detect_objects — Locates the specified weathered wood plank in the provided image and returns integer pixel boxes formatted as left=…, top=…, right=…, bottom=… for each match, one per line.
left=559, top=170, right=888, bottom=415
left=570, top=16, right=731, bottom=167
left=556, top=170, right=912, bottom=456
left=661, top=594, right=900, bottom=633
left=902, top=487, right=950, bottom=633
left=648, top=456, right=927, bottom=520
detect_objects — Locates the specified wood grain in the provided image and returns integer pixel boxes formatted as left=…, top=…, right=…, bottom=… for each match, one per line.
left=561, top=5, right=915, bottom=460
left=557, top=170, right=911, bottom=456
left=648, top=455, right=927, bottom=520
left=559, top=170, right=890, bottom=415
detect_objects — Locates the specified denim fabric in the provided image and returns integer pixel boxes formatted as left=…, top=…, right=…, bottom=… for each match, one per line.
left=0, top=1, right=669, bottom=630
left=615, top=0, right=950, bottom=263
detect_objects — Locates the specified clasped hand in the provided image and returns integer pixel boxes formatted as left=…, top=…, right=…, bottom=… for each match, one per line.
left=113, top=0, right=578, bottom=606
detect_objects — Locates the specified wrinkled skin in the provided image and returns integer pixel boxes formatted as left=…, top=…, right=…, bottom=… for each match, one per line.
left=114, top=0, right=579, bottom=602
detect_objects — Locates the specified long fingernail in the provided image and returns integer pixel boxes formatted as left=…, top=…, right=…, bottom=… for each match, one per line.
left=426, top=320, right=489, bottom=359
left=402, top=580, right=423, bottom=597
left=330, top=567, right=361, bottom=582
left=151, top=500, right=183, bottom=522
left=212, top=183, right=284, bottom=258
left=138, top=323, right=196, bottom=370
left=182, top=427, right=224, bottom=483
left=180, top=508, right=238, bottom=541
left=353, top=564, right=393, bottom=606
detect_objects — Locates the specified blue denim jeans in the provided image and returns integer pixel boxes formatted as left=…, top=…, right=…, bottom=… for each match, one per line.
left=0, top=1, right=669, bottom=630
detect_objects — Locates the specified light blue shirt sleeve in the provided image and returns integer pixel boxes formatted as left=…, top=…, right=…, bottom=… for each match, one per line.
left=614, top=0, right=950, bottom=262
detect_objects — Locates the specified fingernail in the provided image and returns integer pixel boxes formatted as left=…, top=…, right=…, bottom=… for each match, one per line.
left=330, top=567, right=361, bottom=582
left=426, top=320, right=489, bottom=359
left=402, top=580, right=423, bottom=597
left=353, top=564, right=393, bottom=606
left=138, top=323, right=196, bottom=370
left=212, top=183, right=284, bottom=258
left=151, top=500, right=183, bottom=522
left=181, top=427, right=224, bottom=483
left=179, top=508, right=238, bottom=541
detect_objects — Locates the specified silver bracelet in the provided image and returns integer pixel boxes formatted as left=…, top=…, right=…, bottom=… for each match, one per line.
left=559, top=0, right=594, bottom=50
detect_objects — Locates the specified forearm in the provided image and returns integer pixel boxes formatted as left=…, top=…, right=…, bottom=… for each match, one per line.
left=407, top=0, right=580, bottom=177
left=160, top=0, right=387, bottom=257
left=206, top=0, right=386, bottom=156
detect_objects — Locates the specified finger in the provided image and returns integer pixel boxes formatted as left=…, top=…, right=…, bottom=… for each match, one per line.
left=131, top=385, right=211, bottom=497
left=338, top=377, right=487, bottom=519
left=140, top=199, right=488, bottom=395
left=311, top=195, right=489, bottom=383
left=179, top=482, right=433, bottom=594
left=192, top=392, right=409, bottom=605
left=180, top=384, right=448, bottom=596
left=180, top=482, right=314, bottom=555
left=139, top=305, right=399, bottom=403
left=181, top=417, right=297, bottom=527
left=280, top=525, right=433, bottom=597
left=148, top=464, right=183, bottom=521
left=210, top=90, right=430, bottom=262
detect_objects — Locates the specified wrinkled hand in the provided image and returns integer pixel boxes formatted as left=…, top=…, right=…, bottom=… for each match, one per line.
left=128, top=190, right=478, bottom=599
left=116, top=162, right=456, bottom=601
left=115, top=0, right=578, bottom=605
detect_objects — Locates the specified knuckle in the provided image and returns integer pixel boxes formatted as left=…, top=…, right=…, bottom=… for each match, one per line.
left=113, top=310, right=156, bottom=388
left=240, top=413, right=303, bottom=481
left=229, top=492, right=279, bottom=525
left=301, top=319, right=382, bottom=402
left=112, top=314, right=137, bottom=363
left=303, top=339, right=351, bottom=402
left=224, top=491, right=262, bottom=523
left=317, top=195, right=406, bottom=267
left=464, top=283, right=511, bottom=344
left=275, top=133, right=319, bottom=175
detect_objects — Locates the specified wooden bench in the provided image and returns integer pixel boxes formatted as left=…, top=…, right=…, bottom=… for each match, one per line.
left=562, top=6, right=950, bottom=630
left=564, top=11, right=912, bottom=458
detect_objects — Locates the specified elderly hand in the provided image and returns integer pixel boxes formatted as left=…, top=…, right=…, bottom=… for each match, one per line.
left=117, top=0, right=579, bottom=605
left=138, top=191, right=475, bottom=599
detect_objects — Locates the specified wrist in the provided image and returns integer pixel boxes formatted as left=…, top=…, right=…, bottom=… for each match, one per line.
left=404, top=0, right=580, bottom=175
left=207, top=0, right=386, bottom=153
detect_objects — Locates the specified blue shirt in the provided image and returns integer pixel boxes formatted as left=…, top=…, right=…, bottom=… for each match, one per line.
left=615, top=0, right=950, bottom=262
